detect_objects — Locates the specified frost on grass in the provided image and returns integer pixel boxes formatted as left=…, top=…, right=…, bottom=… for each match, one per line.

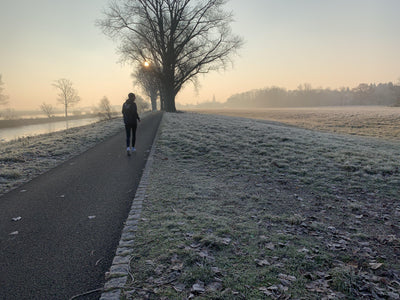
left=125, top=112, right=400, bottom=299
left=197, top=106, right=400, bottom=141
left=0, top=118, right=124, bottom=195
left=159, top=112, right=399, bottom=199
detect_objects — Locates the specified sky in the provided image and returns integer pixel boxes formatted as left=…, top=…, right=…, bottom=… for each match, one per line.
left=1, top=0, right=400, bottom=110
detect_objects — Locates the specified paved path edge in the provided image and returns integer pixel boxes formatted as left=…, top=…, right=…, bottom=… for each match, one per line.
left=99, top=114, right=163, bottom=300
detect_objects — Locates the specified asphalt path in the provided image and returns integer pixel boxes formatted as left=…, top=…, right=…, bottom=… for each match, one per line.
left=0, top=111, right=163, bottom=300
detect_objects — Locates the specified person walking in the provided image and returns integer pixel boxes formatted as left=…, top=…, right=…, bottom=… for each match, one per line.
left=122, top=93, right=141, bottom=156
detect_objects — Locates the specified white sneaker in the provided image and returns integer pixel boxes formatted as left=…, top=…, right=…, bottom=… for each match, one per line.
left=131, top=147, right=136, bottom=152
left=127, top=147, right=131, bottom=156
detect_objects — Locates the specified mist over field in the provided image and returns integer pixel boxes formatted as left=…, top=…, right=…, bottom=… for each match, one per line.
left=195, top=106, right=400, bottom=141
left=180, top=82, right=400, bottom=109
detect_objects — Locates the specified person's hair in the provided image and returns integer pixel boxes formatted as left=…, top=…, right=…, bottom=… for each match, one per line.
left=128, top=93, right=135, bottom=100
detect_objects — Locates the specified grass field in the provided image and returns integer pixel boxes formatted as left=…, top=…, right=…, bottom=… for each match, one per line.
left=1, top=107, right=399, bottom=298
left=193, top=106, right=400, bottom=141
left=122, top=109, right=400, bottom=299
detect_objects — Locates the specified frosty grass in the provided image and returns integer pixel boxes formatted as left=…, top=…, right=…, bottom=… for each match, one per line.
left=124, top=112, right=400, bottom=299
left=1, top=110, right=400, bottom=298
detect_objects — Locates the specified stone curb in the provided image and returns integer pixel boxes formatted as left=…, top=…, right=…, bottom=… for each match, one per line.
left=99, top=115, right=162, bottom=300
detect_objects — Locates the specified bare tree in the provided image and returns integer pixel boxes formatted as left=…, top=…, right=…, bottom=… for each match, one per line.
left=135, top=94, right=150, bottom=113
left=132, top=62, right=160, bottom=111
left=40, top=102, right=54, bottom=118
left=98, top=96, right=114, bottom=120
left=52, top=78, right=81, bottom=118
left=0, top=74, right=9, bottom=106
left=98, top=0, right=243, bottom=112
left=2, top=108, right=17, bottom=120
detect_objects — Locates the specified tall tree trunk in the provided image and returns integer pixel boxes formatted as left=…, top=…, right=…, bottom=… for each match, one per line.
left=159, top=87, right=165, bottom=111
left=150, top=90, right=158, bottom=111
left=164, top=84, right=176, bottom=112
left=162, top=67, right=176, bottom=112
left=150, top=96, right=157, bottom=111
left=160, top=98, right=165, bottom=111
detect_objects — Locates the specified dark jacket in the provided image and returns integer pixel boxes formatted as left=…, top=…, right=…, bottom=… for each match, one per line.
left=122, top=99, right=140, bottom=125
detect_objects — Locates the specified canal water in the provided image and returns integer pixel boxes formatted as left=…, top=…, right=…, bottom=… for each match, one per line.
left=0, top=117, right=99, bottom=143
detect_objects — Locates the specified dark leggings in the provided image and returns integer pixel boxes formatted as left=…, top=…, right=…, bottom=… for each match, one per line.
left=125, top=124, right=137, bottom=147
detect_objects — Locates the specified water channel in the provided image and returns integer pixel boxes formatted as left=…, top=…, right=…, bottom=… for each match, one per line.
left=0, top=117, right=99, bottom=143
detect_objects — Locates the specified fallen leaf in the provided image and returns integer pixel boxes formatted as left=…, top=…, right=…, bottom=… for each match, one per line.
left=211, top=266, right=221, bottom=274
left=221, top=237, right=232, bottom=245
left=265, top=242, right=275, bottom=250
left=145, top=260, right=154, bottom=266
left=255, top=259, right=270, bottom=266
left=191, top=281, right=205, bottom=294
left=259, top=287, right=273, bottom=296
left=173, top=283, right=186, bottom=292
left=12, top=216, right=22, bottom=221
left=306, top=279, right=330, bottom=293
left=206, top=281, right=223, bottom=292
left=171, top=263, right=183, bottom=271
left=154, top=264, right=165, bottom=275
left=198, top=250, right=214, bottom=261
left=358, top=241, right=370, bottom=246
left=9, top=231, right=19, bottom=235
left=278, top=273, right=297, bottom=282
left=369, top=262, right=383, bottom=270
left=190, top=242, right=201, bottom=248
left=88, top=215, right=96, bottom=219
left=298, top=247, right=310, bottom=253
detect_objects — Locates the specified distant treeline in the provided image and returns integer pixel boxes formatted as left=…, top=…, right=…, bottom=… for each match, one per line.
left=224, top=83, right=400, bottom=108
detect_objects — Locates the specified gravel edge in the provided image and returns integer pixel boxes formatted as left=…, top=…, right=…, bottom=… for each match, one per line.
left=99, top=114, right=162, bottom=300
